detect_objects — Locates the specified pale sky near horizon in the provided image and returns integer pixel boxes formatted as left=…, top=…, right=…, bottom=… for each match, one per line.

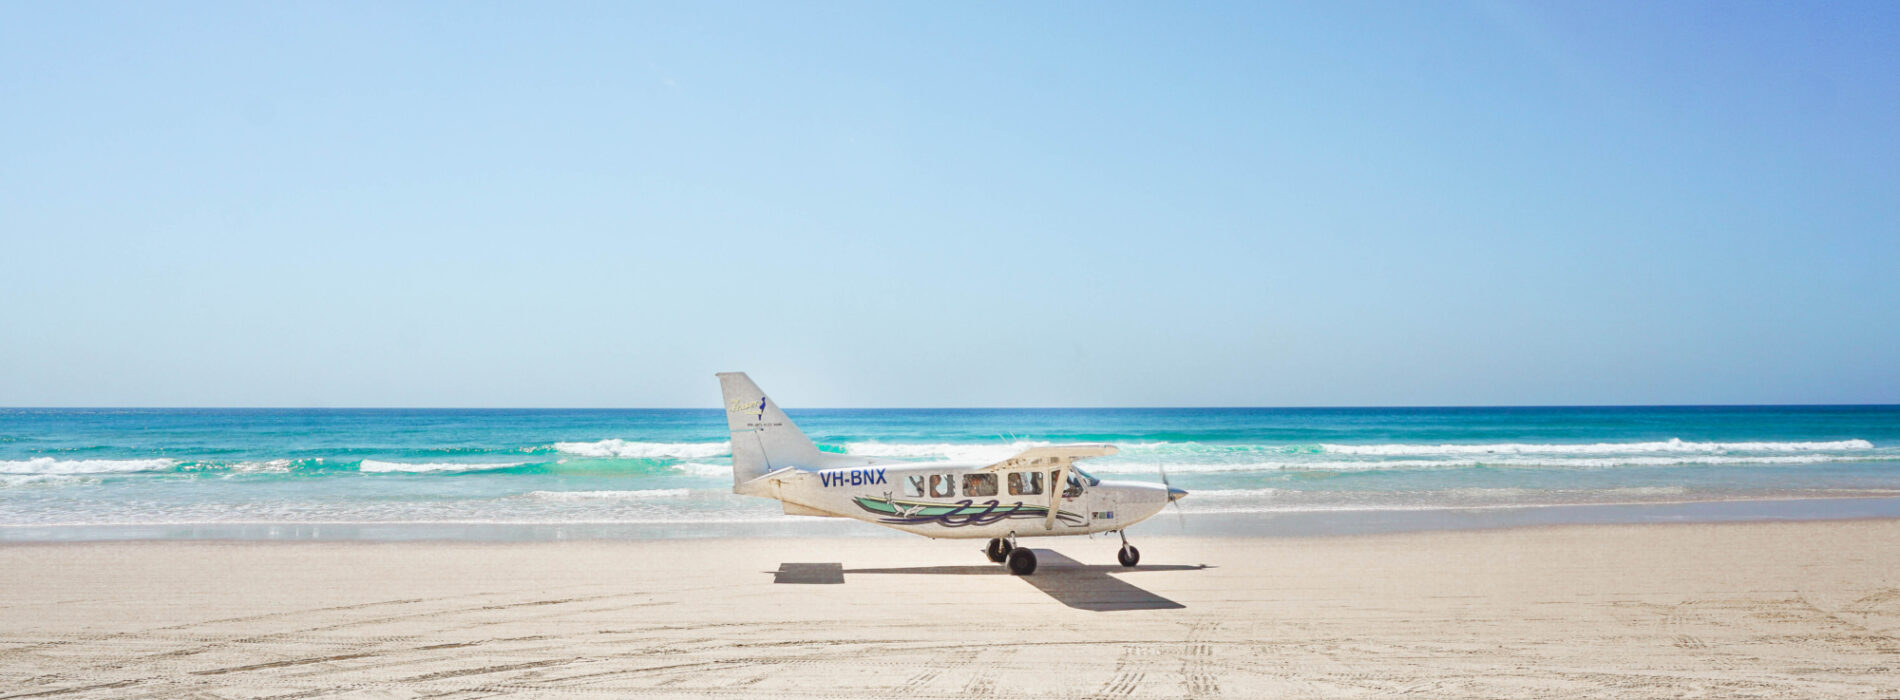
left=2, top=2, right=1897, bottom=408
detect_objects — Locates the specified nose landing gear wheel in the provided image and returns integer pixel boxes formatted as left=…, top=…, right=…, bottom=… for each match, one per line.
left=1006, top=547, right=1038, bottom=575
left=984, top=537, right=1012, bottom=563
left=1117, top=544, right=1140, bottom=567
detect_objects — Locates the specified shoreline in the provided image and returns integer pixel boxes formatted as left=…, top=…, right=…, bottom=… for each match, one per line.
left=5, top=513, right=1900, bottom=547
left=7, top=494, right=1900, bottom=543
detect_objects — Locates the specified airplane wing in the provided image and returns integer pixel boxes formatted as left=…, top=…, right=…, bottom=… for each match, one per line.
left=976, top=444, right=1119, bottom=472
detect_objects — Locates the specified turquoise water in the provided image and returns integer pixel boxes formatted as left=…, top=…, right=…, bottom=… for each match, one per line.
left=3, top=406, right=1899, bottom=540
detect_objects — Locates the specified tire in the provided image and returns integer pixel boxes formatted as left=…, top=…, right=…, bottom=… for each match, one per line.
left=985, top=538, right=1011, bottom=563
left=1006, top=547, right=1038, bottom=575
left=1117, top=545, right=1140, bottom=567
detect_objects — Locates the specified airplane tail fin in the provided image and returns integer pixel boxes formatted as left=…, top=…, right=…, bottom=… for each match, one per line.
left=717, top=372, right=904, bottom=494
left=717, top=372, right=832, bottom=489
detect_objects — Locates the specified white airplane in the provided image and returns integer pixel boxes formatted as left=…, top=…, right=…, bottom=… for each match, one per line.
left=719, top=372, right=1187, bottom=575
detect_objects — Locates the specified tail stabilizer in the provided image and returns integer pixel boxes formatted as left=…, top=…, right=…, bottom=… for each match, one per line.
left=717, top=372, right=827, bottom=488
left=717, top=373, right=897, bottom=492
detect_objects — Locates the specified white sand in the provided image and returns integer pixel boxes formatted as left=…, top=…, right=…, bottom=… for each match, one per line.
left=3, top=520, right=1899, bottom=698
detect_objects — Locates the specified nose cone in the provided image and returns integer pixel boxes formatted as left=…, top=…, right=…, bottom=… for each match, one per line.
left=1168, top=487, right=1188, bottom=502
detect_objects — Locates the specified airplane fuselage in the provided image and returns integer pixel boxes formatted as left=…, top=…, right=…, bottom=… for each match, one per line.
left=741, top=461, right=1175, bottom=539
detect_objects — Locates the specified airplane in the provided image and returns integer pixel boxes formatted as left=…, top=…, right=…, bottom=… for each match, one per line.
left=718, top=372, right=1187, bottom=575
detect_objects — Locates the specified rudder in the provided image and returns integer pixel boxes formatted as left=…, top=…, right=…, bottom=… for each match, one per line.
left=717, top=372, right=828, bottom=490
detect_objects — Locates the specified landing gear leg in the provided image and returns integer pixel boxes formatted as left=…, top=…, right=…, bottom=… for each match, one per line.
left=1000, top=531, right=1035, bottom=575
left=1116, top=530, right=1140, bottom=568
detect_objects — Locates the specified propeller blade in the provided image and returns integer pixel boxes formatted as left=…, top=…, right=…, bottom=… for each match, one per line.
left=1159, top=464, right=1185, bottom=527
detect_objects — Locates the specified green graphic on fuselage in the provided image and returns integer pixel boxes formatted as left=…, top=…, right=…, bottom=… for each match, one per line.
left=853, top=496, right=1086, bottom=528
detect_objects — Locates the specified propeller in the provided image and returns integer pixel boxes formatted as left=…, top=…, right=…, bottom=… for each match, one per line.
left=1159, top=463, right=1186, bottom=527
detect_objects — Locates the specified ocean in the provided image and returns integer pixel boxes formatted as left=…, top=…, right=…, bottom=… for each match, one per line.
left=4, top=406, right=1899, bottom=541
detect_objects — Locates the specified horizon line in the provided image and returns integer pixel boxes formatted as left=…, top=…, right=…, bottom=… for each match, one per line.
left=4, top=403, right=1899, bottom=411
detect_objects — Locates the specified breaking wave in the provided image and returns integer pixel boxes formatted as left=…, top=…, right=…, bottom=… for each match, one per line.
left=1318, top=438, right=1875, bottom=456
left=0, top=438, right=1883, bottom=485
left=1189, top=485, right=1692, bottom=500
left=673, top=462, right=731, bottom=477
left=0, top=474, right=101, bottom=489
left=225, top=459, right=299, bottom=474
left=357, top=460, right=528, bottom=473
left=837, top=441, right=1050, bottom=462
left=1084, top=454, right=1873, bottom=473
left=822, top=438, right=1886, bottom=474
left=0, top=458, right=177, bottom=475
left=831, top=438, right=1879, bottom=466
left=550, top=440, right=729, bottom=460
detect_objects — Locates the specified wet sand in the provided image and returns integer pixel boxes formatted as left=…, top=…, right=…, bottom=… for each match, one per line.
left=3, top=520, right=1899, bottom=698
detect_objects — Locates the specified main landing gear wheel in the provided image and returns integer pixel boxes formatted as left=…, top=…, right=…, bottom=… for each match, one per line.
left=984, top=537, right=1013, bottom=563
left=1006, top=547, right=1038, bottom=575
left=1117, top=544, right=1141, bottom=567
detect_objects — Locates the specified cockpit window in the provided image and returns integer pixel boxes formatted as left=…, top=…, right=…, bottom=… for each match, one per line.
left=1070, top=466, right=1101, bottom=486
left=903, top=475, right=927, bottom=498
left=963, top=473, right=998, bottom=498
left=1007, top=471, right=1043, bottom=496
left=1060, top=469, right=1083, bottom=498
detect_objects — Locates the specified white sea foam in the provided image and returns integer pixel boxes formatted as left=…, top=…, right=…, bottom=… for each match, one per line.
left=1085, top=459, right=1480, bottom=473
left=523, top=489, right=692, bottom=501
left=828, top=438, right=1880, bottom=470
left=1483, top=455, right=1854, bottom=468
left=0, top=457, right=177, bottom=475
left=1319, top=438, right=1874, bottom=456
left=1114, top=441, right=1291, bottom=456
left=1174, top=485, right=1725, bottom=515
left=551, top=440, right=729, bottom=460
left=1188, top=486, right=1692, bottom=501
left=1085, top=454, right=1873, bottom=473
left=357, top=460, right=526, bottom=473
left=674, top=462, right=731, bottom=477
left=0, top=515, right=806, bottom=528
left=840, top=441, right=1049, bottom=462
left=1188, top=488, right=1283, bottom=498
left=0, top=474, right=100, bottom=488
left=227, top=459, right=296, bottom=474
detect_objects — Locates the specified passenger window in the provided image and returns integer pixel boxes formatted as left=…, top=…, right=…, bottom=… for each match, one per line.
left=962, top=473, right=998, bottom=498
left=903, top=475, right=926, bottom=498
left=928, top=474, right=955, bottom=498
left=1007, top=471, right=1043, bottom=496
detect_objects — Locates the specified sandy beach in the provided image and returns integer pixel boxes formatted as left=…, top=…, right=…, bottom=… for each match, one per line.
left=3, top=520, right=1898, bottom=698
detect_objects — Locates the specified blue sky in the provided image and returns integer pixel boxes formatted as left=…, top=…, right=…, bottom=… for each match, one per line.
left=2, top=2, right=1896, bottom=407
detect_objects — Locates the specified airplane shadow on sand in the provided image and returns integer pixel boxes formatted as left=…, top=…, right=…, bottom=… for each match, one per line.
left=773, top=550, right=1209, bottom=611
